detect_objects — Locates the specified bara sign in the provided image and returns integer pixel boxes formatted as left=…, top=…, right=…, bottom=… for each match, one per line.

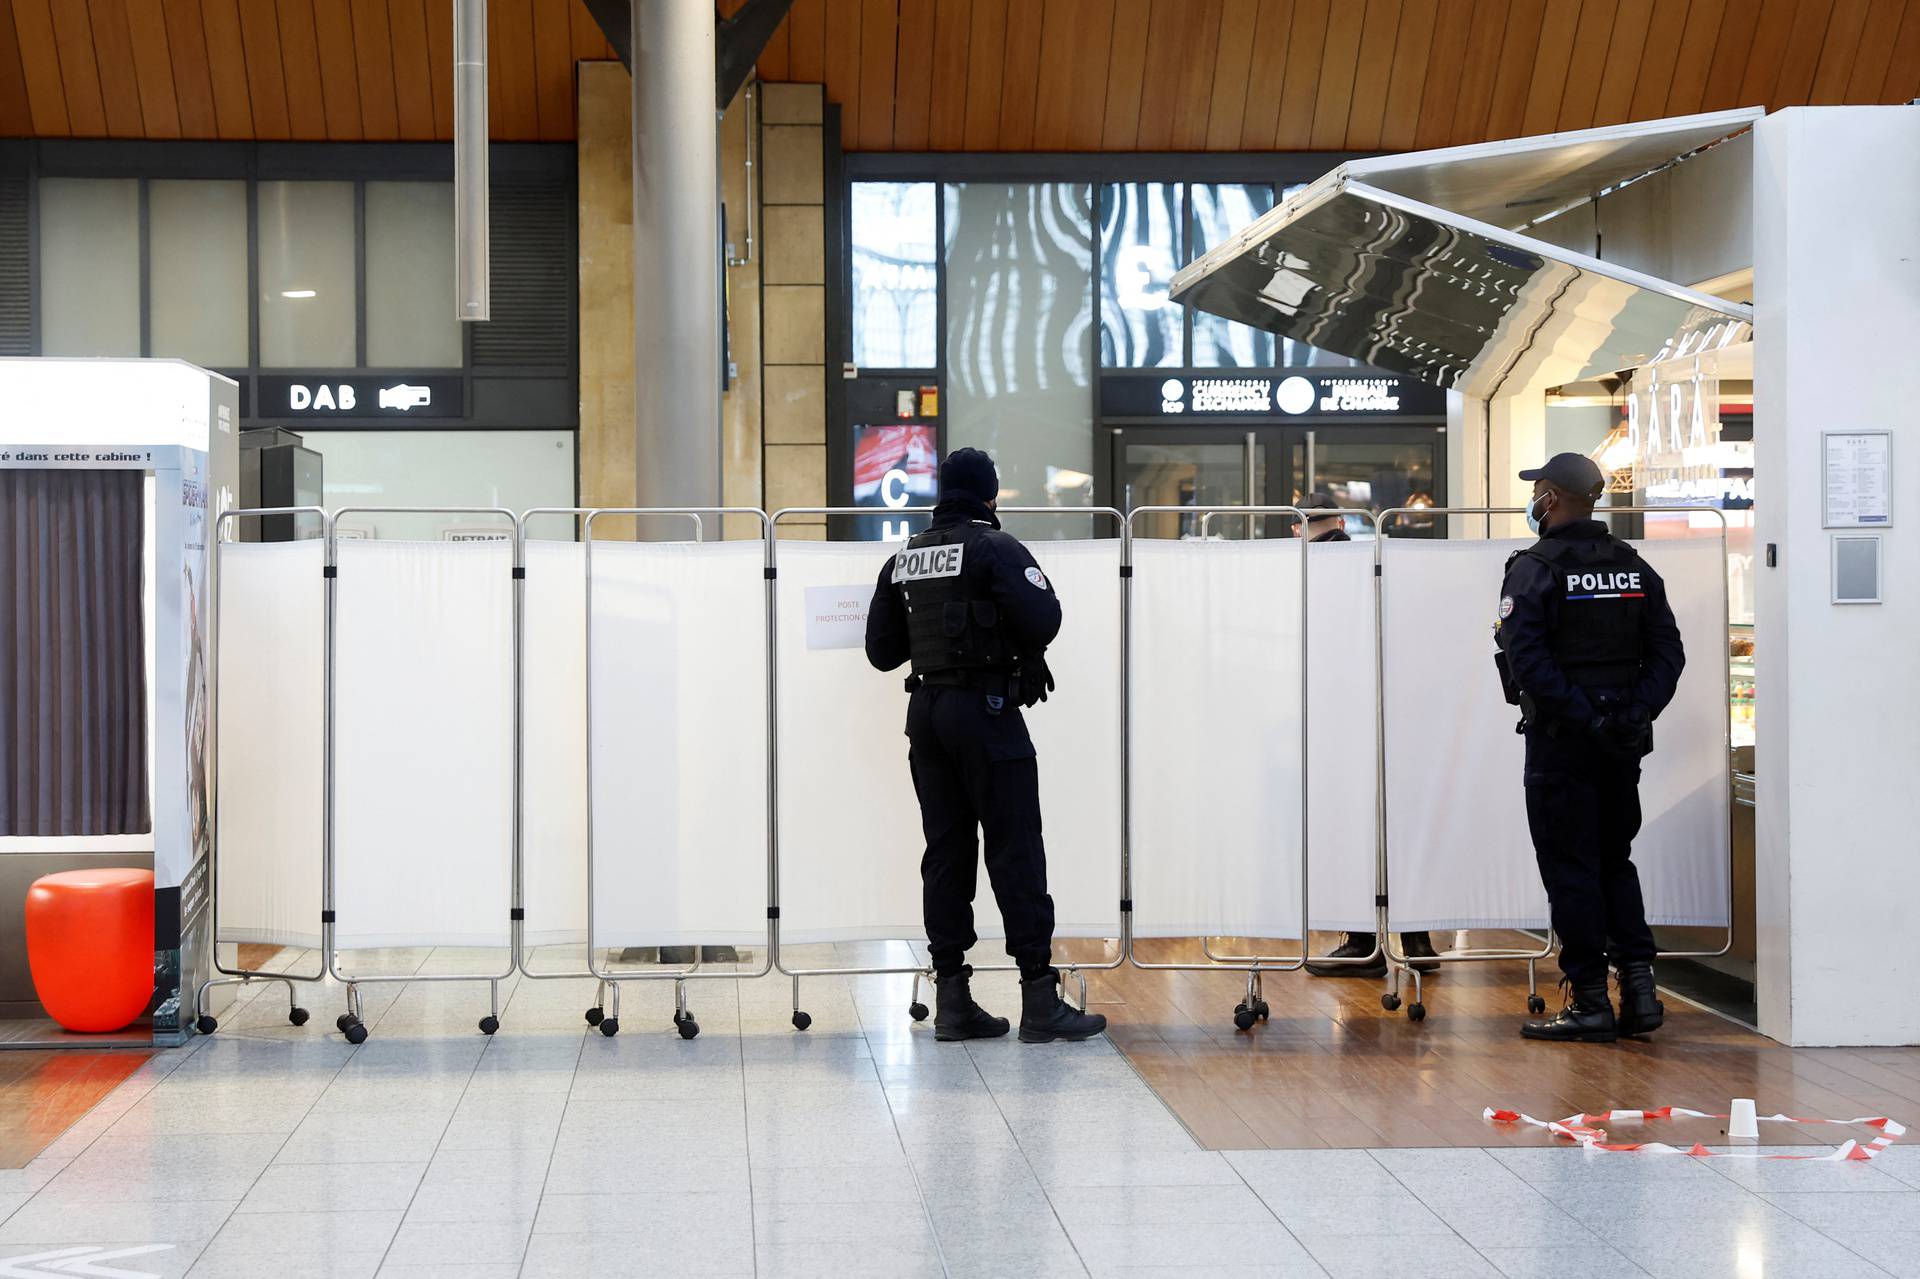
left=257, top=374, right=465, bottom=421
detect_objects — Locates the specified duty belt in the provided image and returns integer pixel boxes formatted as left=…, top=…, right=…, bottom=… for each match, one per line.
left=918, top=668, right=1012, bottom=691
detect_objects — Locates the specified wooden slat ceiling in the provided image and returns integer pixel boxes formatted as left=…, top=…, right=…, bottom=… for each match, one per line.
left=0, top=0, right=615, bottom=141
left=757, top=0, right=1920, bottom=151
left=2, top=0, right=1916, bottom=148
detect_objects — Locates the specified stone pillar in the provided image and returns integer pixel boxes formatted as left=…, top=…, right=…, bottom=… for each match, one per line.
left=577, top=62, right=636, bottom=516
left=759, top=84, right=829, bottom=540
left=579, top=63, right=766, bottom=539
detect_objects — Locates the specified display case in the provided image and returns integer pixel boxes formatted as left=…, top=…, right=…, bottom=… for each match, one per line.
left=1729, top=623, right=1755, bottom=749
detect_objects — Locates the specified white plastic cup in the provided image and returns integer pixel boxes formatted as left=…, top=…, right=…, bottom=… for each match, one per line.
left=1729, top=1097, right=1760, bottom=1143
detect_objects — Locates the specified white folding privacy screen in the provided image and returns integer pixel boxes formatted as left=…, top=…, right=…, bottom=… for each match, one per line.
left=213, top=522, right=1729, bottom=956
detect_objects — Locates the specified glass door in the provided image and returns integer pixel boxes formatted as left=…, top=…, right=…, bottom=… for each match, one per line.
left=1268, top=427, right=1447, bottom=538
left=1111, top=424, right=1446, bottom=539
left=1112, top=428, right=1266, bottom=540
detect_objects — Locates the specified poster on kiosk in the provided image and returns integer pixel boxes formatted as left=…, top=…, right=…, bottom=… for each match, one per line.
left=0, top=359, right=238, bottom=1047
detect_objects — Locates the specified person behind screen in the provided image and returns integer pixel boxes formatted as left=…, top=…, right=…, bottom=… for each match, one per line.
left=863, top=448, right=1108, bottom=1044
left=1292, top=493, right=1441, bottom=979
left=1495, top=453, right=1685, bottom=1042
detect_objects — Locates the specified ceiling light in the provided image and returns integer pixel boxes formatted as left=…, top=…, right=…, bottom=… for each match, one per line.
left=280, top=289, right=317, bottom=299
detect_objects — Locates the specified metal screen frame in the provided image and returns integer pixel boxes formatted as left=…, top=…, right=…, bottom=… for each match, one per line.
left=193, top=506, right=331, bottom=1035
left=319, top=506, right=522, bottom=1040
left=1122, top=505, right=1386, bottom=1027
left=767, top=506, right=1128, bottom=1028
left=511, top=507, right=707, bottom=1028
left=577, top=507, right=777, bottom=1039
left=1373, top=505, right=1736, bottom=1021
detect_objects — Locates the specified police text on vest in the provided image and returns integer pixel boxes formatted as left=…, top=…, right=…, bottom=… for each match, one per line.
left=894, top=543, right=966, bottom=582
left=1564, top=570, right=1644, bottom=600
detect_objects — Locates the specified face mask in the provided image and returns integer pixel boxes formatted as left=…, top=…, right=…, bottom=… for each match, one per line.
left=1525, top=492, right=1552, bottom=535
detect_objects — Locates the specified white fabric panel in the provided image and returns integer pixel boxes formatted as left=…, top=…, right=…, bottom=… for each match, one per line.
left=1128, top=539, right=1378, bottom=939
left=774, top=539, right=1123, bottom=945
left=1380, top=535, right=1730, bottom=931
left=520, top=541, right=587, bottom=946
left=333, top=540, right=514, bottom=949
left=585, top=541, right=769, bottom=947
left=214, top=540, right=324, bottom=949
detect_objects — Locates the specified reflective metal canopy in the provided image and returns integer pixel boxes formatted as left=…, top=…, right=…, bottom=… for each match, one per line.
left=1170, top=113, right=1758, bottom=399
left=1345, top=108, right=1763, bottom=231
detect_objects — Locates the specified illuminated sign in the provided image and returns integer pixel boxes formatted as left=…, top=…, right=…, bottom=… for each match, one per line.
left=257, top=374, right=465, bottom=421
left=1104, top=372, right=1444, bottom=420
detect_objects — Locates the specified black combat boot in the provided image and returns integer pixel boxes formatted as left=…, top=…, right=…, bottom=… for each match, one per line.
left=1521, top=979, right=1617, bottom=1043
left=1400, top=931, right=1441, bottom=974
left=1615, top=961, right=1665, bottom=1037
left=1018, top=969, right=1108, bottom=1043
left=1305, top=933, right=1387, bottom=978
left=933, top=967, right=1009, bottom=1042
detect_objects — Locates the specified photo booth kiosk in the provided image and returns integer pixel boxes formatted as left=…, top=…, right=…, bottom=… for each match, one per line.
left=0, top=358, right=238, bottom=1047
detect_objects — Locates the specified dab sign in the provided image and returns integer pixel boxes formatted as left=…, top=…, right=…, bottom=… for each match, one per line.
left=257, top=374, right=465, bottom=422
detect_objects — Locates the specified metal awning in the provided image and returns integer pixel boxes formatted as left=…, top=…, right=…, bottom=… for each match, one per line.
left=1170, top=110, right=1760, bottom=400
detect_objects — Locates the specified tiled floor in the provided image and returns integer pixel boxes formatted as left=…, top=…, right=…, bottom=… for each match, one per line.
left=5, top=943, right=1920, bottom=1278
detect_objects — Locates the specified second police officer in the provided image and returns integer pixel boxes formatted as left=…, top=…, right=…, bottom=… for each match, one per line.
left=1495, top=453, right=1686, bottom=1043
left=864, top=448, right=1108, bottom=1045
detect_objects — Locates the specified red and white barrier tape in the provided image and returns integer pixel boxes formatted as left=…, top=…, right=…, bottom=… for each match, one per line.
left=1484, top=1106, right=1907, bottom=1161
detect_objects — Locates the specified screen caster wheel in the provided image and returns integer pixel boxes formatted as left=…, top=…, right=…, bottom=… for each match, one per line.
left=342, top=1018, right=368, bottom=1045
left=1381, top=992, right=1402, bottom=1012
left=908, top=1002, right=929, bottom=1022
left=1407, top=1003, right=1427, bottom=1022
left=1526, top=995, right=1547, bottom=1015
left=585, top=1007, right=604, bottom=1027
left=289, top=1007, right=310, bottom=1027
left=675, top=1016, right=700, bottom=1040
left=1253, top=999, right=1270, bottom=1021
left=1232, top=1006, right=1258, bottom=1031
left=792, top=1011, right=812, bottom=1031
left=195, top=1014, right=217, bottom=1035
left=598, top=1017, right=620, bottom=1037
left=478, top=1016, right=499, bottom=1035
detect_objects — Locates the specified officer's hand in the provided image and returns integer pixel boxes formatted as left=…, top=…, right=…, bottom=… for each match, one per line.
left=1018, top=654, right=1055, bottom=709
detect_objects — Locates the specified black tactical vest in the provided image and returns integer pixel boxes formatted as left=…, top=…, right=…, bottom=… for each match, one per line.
left=1519, top=534, right=1651, bottom=691
left=894, top=522, right=1011, bottom=676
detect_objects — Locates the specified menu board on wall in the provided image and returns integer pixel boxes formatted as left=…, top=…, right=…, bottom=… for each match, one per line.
left=1823, top=431, right=1893, bottom=528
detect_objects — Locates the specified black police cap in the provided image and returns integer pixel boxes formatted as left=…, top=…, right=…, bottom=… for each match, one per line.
left=1518, top=452, right=1604, bottom=499
left=939, top=447, right=999, bottom=503
left=1299, top=492, right=1343, bottom=511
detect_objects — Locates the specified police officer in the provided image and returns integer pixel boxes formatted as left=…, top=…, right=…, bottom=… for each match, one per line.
left=864, top=448, right=1107, bottom=1044
left=1495, top=454, right=1685, bottom=1042
left=1293, top=494, right=1440, bottom=978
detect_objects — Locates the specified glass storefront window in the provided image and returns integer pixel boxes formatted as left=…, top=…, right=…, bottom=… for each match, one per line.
left=310, top=430, right=575, bottom=542
left=851, top=182, right=938, bottom=369
left=149, top=180, right=249, bottom=368
left=1190, top=184, right=1276, bottom=368
left=1099, top=183, right=1181, bottom=368
left=258, top=181, right=357, bottom=368
left=39, top=178, right=140, bottom=357
left=365, top=182, right=463, bottom=368
left=946, top=183, right=1096, bottom=533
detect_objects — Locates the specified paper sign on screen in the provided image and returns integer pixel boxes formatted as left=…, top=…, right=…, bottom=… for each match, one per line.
left=805, top=585, right=873, bottom=650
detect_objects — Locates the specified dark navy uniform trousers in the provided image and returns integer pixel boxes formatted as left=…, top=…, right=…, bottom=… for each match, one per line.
left=905, top=683, right=1055, bottom=982
left=1523, top=728, right=1659, bottom=987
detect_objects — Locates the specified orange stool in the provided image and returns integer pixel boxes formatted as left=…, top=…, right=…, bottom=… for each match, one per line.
left=24, top=868, right=154, bottom=1033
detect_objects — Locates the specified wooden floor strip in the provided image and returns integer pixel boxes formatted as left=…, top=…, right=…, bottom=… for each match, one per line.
left=1063, top=934, right=1919, bottom=1150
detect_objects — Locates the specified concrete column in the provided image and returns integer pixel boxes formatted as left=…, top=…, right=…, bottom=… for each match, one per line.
left=1753, top=106, right=1920, bottom=1045
left=631, top=0, right=722, bottom=510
